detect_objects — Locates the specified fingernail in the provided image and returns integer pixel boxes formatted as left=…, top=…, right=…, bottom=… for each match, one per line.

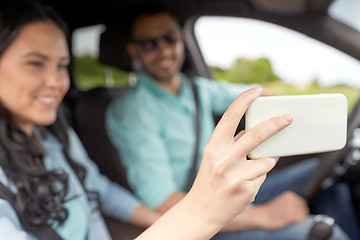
left=282, top=113, right=293, bottom=124
left=250, top=86, right=262, bottom=94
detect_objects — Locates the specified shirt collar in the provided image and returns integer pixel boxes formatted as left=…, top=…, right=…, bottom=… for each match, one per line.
left=138, top=73, right=192, bottom=99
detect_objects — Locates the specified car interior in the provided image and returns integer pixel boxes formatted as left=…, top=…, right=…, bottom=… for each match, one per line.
left=1, top=0, right=360, bottom=239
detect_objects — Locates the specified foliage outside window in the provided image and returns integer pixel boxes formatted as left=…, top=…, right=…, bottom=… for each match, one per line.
left=73, top=55, right=129, bottom=90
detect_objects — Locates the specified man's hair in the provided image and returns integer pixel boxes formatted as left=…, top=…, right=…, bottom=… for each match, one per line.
left=127, top=0, right=179, bottom=40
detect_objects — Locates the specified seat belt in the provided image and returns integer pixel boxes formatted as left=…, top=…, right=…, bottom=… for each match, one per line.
left=185, top=77, right=201, bottom=191
left=0, top=182, right=62, bottom=240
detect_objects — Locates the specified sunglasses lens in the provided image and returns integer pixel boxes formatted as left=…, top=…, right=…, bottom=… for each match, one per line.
left=163, top=35, right=178, bottom=45
left=139, top=40, right=157, bottom=52
left=136, top=28, right=181, bottom=52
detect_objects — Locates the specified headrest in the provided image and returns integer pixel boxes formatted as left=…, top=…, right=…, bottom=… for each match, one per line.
left=98, top=23, right=133, bottom=72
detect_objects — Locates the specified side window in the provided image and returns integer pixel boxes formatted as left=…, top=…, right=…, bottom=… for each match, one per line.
left=194, top=16, right=360, bottom=110
left=72, top=24, right=129, bottom=90
left=329, top=0, right=360, bottom=32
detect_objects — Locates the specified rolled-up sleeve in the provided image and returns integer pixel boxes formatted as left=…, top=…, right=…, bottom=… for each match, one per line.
left=196, top=77, right=257, bottom=115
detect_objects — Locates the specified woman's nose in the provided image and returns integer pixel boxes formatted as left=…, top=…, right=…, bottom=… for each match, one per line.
left=45, top=68, right=66, bottom=88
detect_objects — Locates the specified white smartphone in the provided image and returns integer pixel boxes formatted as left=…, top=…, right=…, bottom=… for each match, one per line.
left=245, top=93, right=348, bottom=158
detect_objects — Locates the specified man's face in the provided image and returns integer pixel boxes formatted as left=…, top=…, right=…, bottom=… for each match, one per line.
left=128, top=13, right=184, bottom=83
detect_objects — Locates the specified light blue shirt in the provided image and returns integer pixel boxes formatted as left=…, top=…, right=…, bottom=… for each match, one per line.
left=0, top=127, right=141, bottom=240
left=106, top=73, right=253, bottom=209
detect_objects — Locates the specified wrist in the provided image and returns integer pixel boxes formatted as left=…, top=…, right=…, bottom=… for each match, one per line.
left=179, top=193, right=225, bottom=239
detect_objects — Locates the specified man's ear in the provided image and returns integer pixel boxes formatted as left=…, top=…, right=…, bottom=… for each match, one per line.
left=126, top=42, right=138, bottom=60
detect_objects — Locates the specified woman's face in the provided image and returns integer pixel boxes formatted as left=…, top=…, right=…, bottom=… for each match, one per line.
left=0, top=21, right=70, bottom=135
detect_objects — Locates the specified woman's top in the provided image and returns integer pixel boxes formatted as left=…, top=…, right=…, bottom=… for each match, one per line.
left=0, top=127, right=141, bottom=240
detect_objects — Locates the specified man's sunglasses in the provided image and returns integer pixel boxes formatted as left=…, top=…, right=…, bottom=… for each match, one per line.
left=133, top=27, right=181, bottom=52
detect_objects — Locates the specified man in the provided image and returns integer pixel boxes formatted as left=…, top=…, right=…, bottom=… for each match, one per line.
left=106, top=2, right=359, bottom=239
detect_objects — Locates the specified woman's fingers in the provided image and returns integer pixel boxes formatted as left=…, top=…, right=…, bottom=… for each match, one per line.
left=234, top=130, right=245, bottom=142
left=211, top=87, right=262, bottom=144
left=237, top=158, right=278, bottom=181
left=234, top=113, right=293, bottom=158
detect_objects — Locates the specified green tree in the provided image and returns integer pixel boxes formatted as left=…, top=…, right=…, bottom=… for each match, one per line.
left=210, top=57, right=281, bottom=84
left=73, top=55, right=129, bottom=90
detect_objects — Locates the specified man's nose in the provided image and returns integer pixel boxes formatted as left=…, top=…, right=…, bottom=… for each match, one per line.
left=156, top=40, right=173, bottom=54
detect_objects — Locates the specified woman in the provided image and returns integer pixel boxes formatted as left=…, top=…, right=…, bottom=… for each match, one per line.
left=0, top=1, right=292, bottom=239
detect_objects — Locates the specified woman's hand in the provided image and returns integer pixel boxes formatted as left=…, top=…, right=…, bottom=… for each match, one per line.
left=186, top=86, right=293, bottom=233
left=136, top=87, right=293, bottom=240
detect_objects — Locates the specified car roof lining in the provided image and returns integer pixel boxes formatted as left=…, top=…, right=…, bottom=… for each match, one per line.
left=2, top=0, right=359, bottom=76
left=8, top=0, right=333, bottom=30
left=94, top=0, right=359, bottom=76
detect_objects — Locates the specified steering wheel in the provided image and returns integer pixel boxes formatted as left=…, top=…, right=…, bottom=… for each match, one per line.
left=302, top=94, right=360, bottom=199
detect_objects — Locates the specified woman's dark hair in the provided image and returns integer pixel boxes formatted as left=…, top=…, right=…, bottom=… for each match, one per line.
left=0, top=1, right=98, bottom=230
left=0, top=1, right=68, bottom=57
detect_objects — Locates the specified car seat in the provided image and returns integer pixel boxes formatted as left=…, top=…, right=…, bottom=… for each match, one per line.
left=74, top=87, right=146, bottom=239
left=71, top=20, right=149, bottom=239
left=74, top=87, right=131, bottom=190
